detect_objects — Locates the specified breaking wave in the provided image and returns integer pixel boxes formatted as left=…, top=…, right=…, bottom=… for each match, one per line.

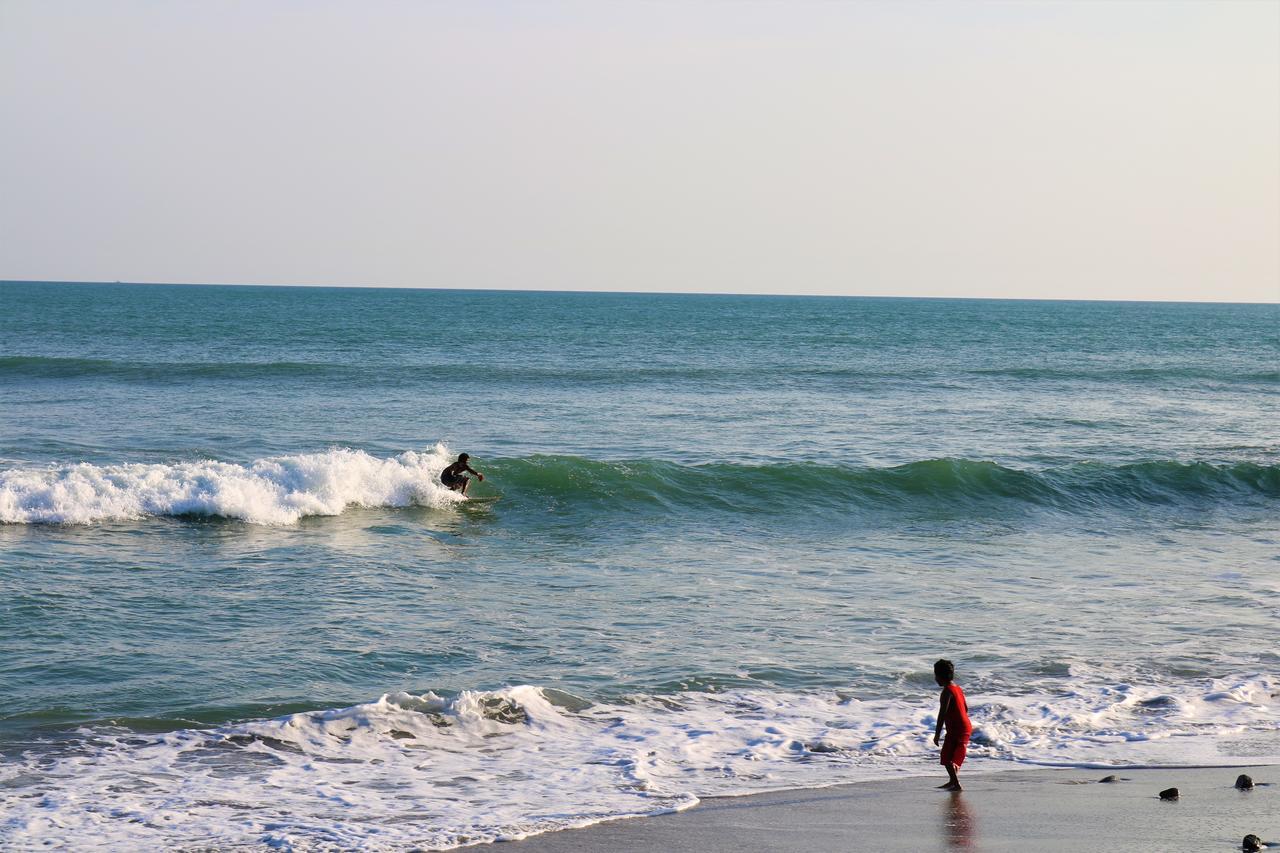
left=2, top=450, right=1276, bottom=525
left=0, top=447, right=463, bottom=525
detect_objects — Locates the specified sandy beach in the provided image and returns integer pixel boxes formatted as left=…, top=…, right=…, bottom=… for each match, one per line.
left=509, top=766, right=1278, bottom=852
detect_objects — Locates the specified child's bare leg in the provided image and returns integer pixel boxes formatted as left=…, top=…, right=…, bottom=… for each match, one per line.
left=935, top=761, right=956, bottom=788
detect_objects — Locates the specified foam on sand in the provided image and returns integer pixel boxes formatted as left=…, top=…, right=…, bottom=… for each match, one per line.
left=2, top=675, right=1277, bottom=850
left=0, top=446, right=463, bottom=524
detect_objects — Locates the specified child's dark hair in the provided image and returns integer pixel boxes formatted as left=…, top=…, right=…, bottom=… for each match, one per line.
left=934, top=659, right=955, bottom=682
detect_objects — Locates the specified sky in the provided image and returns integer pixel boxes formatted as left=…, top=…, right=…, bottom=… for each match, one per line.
left=1, top=1, right=1277, bottom=302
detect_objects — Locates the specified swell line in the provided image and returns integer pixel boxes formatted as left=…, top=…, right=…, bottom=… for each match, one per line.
left=2, top=450, right=1275, bottom=525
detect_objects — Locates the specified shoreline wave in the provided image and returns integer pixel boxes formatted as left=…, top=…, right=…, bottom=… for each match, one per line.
left=1, top=676, right=1275, bottom=850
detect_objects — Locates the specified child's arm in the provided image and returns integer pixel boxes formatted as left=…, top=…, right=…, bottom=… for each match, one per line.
left=934, top=689, right=951, bottom=746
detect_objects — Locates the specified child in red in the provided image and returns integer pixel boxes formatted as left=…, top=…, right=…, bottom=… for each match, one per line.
left=932, top=658, right=972, bottom=791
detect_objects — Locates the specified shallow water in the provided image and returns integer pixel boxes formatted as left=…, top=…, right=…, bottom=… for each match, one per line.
left=1, top=283, right=1277, bottom=848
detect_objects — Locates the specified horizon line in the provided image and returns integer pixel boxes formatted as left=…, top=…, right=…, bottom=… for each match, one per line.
left=2, top=278, right=1277, bottom=307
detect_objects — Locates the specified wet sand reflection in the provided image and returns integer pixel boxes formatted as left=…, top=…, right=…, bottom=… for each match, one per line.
left=942, top=791, right=976, bottom=848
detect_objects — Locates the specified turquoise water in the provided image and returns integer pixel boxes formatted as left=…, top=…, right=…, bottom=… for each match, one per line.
left=1, top=282, right=1277, bottom=849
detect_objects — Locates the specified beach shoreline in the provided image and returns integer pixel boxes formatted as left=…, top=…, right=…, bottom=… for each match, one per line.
left=507, top=765, right=1279, bottom=852
left=4, top=286, right=1276, bottom=850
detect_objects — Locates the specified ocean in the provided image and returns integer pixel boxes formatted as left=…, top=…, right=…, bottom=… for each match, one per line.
left=1, top=281, right=1277, bottom=849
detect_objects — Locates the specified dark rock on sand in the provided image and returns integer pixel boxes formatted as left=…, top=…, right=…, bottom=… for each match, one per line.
left=1097, top=775, right=1118, bottom=783
left=1158, top=787, right=1179, bottom=801
left=1235, top=774, right=1255, bottom=790
left=1242, top=833, right=1261, bottom=852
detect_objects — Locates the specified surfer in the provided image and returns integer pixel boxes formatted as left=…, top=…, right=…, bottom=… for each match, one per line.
left=440, top=453, right=484, bottom=495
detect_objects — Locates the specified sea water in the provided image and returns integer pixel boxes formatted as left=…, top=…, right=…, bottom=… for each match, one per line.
left=1, top=282, right=1277, bottom=849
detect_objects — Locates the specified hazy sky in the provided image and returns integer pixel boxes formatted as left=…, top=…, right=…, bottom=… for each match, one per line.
left=2, top=1, right=1277, bottom=302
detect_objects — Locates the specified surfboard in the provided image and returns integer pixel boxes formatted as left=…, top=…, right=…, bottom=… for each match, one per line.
left=462, top=495, right=500, bottom=504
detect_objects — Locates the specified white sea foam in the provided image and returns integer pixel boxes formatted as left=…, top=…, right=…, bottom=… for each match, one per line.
left=0, top=446, right=464, bottom=525
left=1, top=675, right=1276, bottom=851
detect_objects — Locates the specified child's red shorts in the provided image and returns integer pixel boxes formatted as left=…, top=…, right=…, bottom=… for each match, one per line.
left=940, top=732, right=970, bottom=767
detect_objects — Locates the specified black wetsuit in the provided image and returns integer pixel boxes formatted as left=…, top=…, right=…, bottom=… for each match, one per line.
left=441, top=463, right=469, bottom=489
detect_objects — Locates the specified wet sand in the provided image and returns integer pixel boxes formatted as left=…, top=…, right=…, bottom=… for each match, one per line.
left=507, top=765, right=1278, bottom=852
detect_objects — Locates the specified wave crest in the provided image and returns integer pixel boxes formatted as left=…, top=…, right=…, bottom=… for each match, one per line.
left=487, top=455, right=1280, bottom=513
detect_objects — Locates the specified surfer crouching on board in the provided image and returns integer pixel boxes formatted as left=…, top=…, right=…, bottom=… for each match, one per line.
left=441, top=453, right=484, bottom=495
